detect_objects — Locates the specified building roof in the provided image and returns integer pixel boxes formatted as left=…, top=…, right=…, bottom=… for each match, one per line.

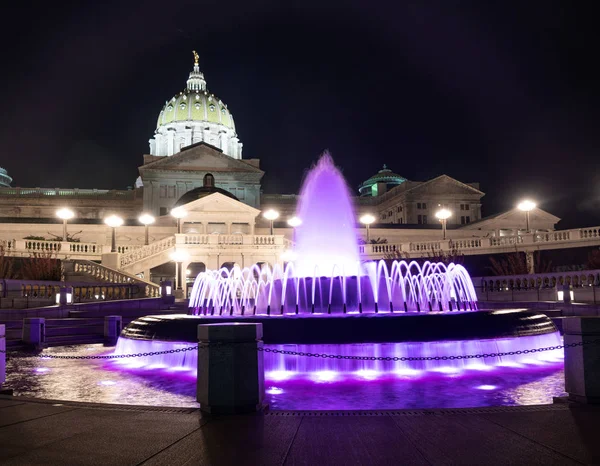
left=359, top=165, right=407, bottom=196
left=155, top=56, right=236, bottom=131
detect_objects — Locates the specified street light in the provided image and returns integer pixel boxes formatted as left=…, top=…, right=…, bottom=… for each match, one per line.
left=138, top=213, right=155, bottom=245
left=287, top=216, right=302, bottom=243
left=359, top=214, right=376, bottom=243
left=170, top=250, right=189, bottom=293
left=104, top=215, right=124, bottom=253
left=435, top=208, right=452, bottom=240
left=263, top=209, right=279, bottom=235
left=56, top=208, right=75, bottom=242
left=517, top=200, right=536, bottom=233
left=171, top=207, right=187, bottom=234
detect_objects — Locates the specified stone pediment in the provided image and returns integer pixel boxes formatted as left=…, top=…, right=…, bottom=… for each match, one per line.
left=407, top=175, right=484, bottom=196
left=461, top=207, right=561, bottom=230
left=139, top=143, right=263, bottom=174
left=181, top=192, right=261, bottom=216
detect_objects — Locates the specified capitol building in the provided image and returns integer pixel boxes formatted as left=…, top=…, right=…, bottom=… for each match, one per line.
left=0, top=53, right=560, bottom=287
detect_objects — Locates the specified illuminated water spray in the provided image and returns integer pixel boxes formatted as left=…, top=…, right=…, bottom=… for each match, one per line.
left=189, top=152, right=478, bottom=314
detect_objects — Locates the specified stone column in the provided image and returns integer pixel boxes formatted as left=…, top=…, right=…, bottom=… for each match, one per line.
left=0, top=324, right=5, bottom=389
left=563, top=317, right=600, bottom=403
left=22, top=318, right=45, bottom=350
left=197, top=323, right=265, bottom=414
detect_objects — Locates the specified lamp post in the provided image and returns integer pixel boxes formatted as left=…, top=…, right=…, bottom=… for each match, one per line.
left=138, top=213, right=155, bottom=245
left=287, top=216, right=302, bottom=243
left=170, top=250, right=189, bottom=294
left=104, top=215, right=124, bottom=253
left=435, top=208, right=452, bottom=240
left=517, top=200, right=536, bottom=234
left=56, top=208, right=75, bottom=242
left=359, top=214, right=376, bottom=243
left=171, top=207, right=187, bottom=234
left=263, top=209, right=279, bottom=235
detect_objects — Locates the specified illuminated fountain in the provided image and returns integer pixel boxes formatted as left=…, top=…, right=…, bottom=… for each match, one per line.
left=115, top=153, right=563, bottom=380
left=188, top=153, right=477, bottom=315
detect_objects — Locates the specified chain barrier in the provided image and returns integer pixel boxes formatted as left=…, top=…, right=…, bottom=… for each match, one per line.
left=1, top=338, right=600, bottom=362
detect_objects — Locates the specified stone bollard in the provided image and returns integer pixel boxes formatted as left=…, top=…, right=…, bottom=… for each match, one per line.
left=197, top=323, right=265, bottom=414
left=104, top=316, right=122, bottom=346
left=563, top=317, right=600, bottom=403
left=0, top=324, right=5, bottom=389
left=22, top=318, right=46, bottom=350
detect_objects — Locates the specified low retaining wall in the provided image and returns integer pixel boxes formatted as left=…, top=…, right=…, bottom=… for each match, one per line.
left=0, top=297, right=172, bottom=321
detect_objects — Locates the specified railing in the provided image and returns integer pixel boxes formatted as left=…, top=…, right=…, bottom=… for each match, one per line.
left=184, top=235, right=210, bottom=245
left=0, top=186, right=138, bottom=199
left=475, top=270, right=600, bottom=292
left=580, top=227, right=600, bottom=239
left=119, top=236, right=176, bottom=268
left=410, top=241, right=441, bottom=252
left=72, top=260, right=160, bottom=297
left=117, top=245, right=144, bottom=254
left=3, top=239, right=104, bottom=256
left=490, top=236, right=523, bottom=246
left=0, top=278, right=148, bottom=303
left=535, top=231, right=570, bottom=242
left=253, top=235, right=276, bottom=245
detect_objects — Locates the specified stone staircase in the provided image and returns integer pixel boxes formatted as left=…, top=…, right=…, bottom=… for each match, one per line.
left=63, top=259, right=161, bottom=297
left=119, top=236, right=176, bottom=276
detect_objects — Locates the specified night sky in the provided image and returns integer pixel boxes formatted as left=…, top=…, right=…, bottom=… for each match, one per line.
left=1, top=1, right=599, bottom=228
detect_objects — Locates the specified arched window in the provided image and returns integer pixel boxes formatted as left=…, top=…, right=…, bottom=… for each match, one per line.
left=203, top=173, right=215, bottom=187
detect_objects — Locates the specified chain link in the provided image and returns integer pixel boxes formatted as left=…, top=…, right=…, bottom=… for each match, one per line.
left=255, top=338, right=600, bottom=362
left=1, top=338, right=599, bottom=362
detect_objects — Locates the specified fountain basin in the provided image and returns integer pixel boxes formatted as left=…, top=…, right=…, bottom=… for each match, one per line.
left=120, top=309, right=558, bottom=345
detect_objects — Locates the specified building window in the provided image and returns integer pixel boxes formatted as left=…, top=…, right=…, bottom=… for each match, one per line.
left=466, top=204, right=470, bottom=210
left=399, top=218, right=403, bottom=224
left=422, top=203, right=427, bottom=210
left=460, top=204, right=470, bottom=211
left=203, top=173, right=215, bottom=187
left=461, top=216, right=471, bottom=224
left=237, top=187, right=245, bottom=200
left=417, top=203, right=421, bottom=209
left=159, top=207, right=167, bottom=216
left=159, top=185, right=167, bottom=198
left=418, top=215, right=422, bottom=224
left=168, top=186, right=176, bottom=198
left=423, top=214, right=427, bottom=224
left=466, top=216, right=470, bottom=223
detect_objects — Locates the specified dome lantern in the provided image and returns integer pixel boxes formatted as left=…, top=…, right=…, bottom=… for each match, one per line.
left=186, top=50, right=206, bottom=92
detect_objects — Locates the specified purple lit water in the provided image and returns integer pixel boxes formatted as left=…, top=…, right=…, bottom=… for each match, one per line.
left=4, top=345, right=566, bottom=410
left=294, top=152, right=360, bottom=277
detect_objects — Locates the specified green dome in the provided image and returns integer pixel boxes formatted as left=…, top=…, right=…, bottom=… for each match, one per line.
left=156, top=89, right=235, bottom=130
left=359, top=165, right=406, bottom=197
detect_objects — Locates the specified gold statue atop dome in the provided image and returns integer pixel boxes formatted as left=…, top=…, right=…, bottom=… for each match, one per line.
left=193, top=50, right=199, bottom=65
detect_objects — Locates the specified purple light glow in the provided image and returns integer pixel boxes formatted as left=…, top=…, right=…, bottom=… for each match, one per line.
left=35, top=367, right=50, bottom=373
left=187, top=153, right=478, bottom=315
left=476, top=385, right=497, bottom=390
left=112, top=332, right=563, bottom=382
left=294, top=153, right=360, bottom=276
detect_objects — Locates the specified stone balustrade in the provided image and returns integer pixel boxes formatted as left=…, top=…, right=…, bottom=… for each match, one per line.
left=119, top=236, right=176, bottom=268
left=4, top=239, right=107, bottom=257
left=72, top=260, right=160, bottom=297
left=0, top=278, right=149, bottom=303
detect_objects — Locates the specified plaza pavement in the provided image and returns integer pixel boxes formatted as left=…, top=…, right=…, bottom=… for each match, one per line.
left=0, top=396, right=599, bottom=465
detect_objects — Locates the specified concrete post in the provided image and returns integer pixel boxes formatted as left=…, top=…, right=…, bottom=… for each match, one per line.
left=104, top=316, right=122, bottom=346
left=563, top=317, right=600, bottom=403
left=22, top=318, right=46, bottom=350
left=0, top=324, right=5, bottom=389
left=101, top=252, right=120, bottom=270
left=197, top=323, right=265, bottom=414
